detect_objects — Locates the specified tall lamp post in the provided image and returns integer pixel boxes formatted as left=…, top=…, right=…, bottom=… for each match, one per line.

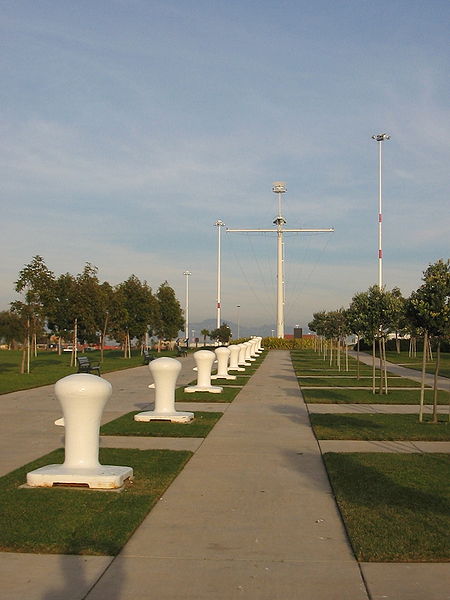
left=372, top=133, right=390, bottom=289
left=183, top=270, right=191, bottom=342
left=215, top=219, right=225, bottom=329
left=236, top=305, right=241, bottom=338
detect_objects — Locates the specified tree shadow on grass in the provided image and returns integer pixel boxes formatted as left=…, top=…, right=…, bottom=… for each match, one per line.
left=323, top=453, right=450, bottom=517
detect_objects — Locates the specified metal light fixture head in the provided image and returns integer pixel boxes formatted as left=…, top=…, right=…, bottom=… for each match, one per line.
left=272, top=181, right=286, bottom=193
left=215, top=219, right=225, bottom=227
left=183, top=270, right=192, bottom=276
left=372, top=133, right=390, bottom=141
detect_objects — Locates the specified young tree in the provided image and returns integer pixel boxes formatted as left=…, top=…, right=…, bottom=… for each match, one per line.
left=46, top=273, right=78, bottom=354
left=13, top=256, right=55, bottom=371
left=0, top=310, right=23, bottom=349
left=210, top=323, right=232, bottom=345
left=201, top=328, right=210, bottom=347
left=408, top=259, right=450, bottom=422
left=155, top=281, right=184, bottom=343
left=111, top=275, right=158, bottom=357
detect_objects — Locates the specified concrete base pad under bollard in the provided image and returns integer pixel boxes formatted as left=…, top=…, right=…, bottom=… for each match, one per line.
left=26, top=464, right=133, bottom=489
left=134, top=411, right=194, bottom=423
left=184, top=385, right=223, bottom=393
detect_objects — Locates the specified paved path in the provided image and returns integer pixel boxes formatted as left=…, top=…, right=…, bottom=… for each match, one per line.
left=85, top=350, right=368, bottom=600
left=1, top=351, right=449, bottom=599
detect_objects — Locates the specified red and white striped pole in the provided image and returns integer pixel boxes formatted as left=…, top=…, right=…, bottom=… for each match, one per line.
left=372, top=133, right=390, bottom=289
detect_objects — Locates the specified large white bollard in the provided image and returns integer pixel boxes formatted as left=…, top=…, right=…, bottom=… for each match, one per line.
left=244, top=341, right=256, bottom=362
left=250, top=337, right=260, bottom=357
left=255, top=336, right=264, bottom=353
left=228, top=344, right=245, bottom=372
left=134, top=357, right=193, bottom=423
left=238, top=343, right=251, bottom=366
left=184, top=350, right=223, bottom=393
left=211, top=346, right=236, bottom=380
left=27, top=374, right=133, bottom=489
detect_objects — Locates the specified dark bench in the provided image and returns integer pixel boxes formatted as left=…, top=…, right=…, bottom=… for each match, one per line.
left=143, top=349, right=155, bottom=365
left=176, top=346, right=188, bottom=357
left=77, top=356, right=101, bottom=376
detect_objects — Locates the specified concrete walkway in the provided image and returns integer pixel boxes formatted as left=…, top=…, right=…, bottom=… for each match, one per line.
left=0, top=351, right=449, bottom=599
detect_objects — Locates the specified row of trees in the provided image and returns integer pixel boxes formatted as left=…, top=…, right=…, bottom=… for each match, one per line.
left=1, top=256, right=184, bottom=372
left=308, top=259, right=450, bottom=422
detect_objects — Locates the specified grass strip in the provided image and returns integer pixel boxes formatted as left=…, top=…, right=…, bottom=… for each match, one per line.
left=175, top=385, right=241, bottom=403
left=0, top=447, right=192, bottom=555
left=383, top=351, right=450, bottom=379
left=311, top=413, right=450, bottom=441
left=101, top=411, right=222, bottom=437
left=302, top=388, right=450, bottom=405
left=323, top=452, right=450, bottom=561
left=298, top=376, right=422, bottom=388
left=0, top=349, right=178, bottom=395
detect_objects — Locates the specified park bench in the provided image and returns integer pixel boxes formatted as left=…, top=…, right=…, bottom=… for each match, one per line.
left=176, top=346, right=188, bottom=357
left=143, top=349, right=155, bottom=365
left=77, top=356, right=101, bottom=376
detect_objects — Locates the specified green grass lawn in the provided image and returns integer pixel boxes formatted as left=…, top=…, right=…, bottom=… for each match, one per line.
left=298, top=376, right=423, bottom=388
left=175, top=385, right=241, bottom=403
left=0, top=447, right=191, bottom=555
left=101, top=411, right=222, bottom=437
left=211, top=376, right=249, bottom=386
left=323, top=453, right=450, bottom=561
left=0, top=349, right=178, bottom=395
left=302, top=388, right=450, bottom=405
left=383, top=350, right=450, bottom=379
left=311, top=413, right=450, bottom=440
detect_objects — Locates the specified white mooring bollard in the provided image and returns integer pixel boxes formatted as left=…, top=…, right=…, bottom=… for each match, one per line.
left=228, top=344, right=245, bottom=372
left=244, top=340, right=256, bottom=362
left=211, top=346, right=236, bottom=380
left=134, top=357, right=194, bottom=423
left=27, top=374, right=133, bottom=489
left=184, top=350, right=223, bottom=393
left=238, top=343, right=251, bottom=366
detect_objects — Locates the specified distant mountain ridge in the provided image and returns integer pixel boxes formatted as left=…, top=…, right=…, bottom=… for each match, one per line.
left=186, top=319, right=304, bottom=339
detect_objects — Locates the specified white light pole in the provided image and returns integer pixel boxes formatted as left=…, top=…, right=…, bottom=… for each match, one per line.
left=227, top=183, right=333, bottom=339
left=215, top=219, right=225, bottom=329
left=372, top=133, right=390, bottom=289
left=236, top=305, right=241, bottom=338
left=183, top=270, right=191, bottom=341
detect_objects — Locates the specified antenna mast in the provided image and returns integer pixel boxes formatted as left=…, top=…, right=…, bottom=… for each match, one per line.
left=227, top=182, right=334, bottom=338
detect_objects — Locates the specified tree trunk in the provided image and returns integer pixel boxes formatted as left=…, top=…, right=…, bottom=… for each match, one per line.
left=418, top=330, right=427, bottom=422
left=372, top=339, right=376, bottom=394
left=100, top=313, right=109, bottom=363
left=378, top=337, right=383, bottom=395
left=432, top=340, right=441, bottom=424
left=382, top=337, right=388, bottom=394
left=356, top=338, right=360, bottom=380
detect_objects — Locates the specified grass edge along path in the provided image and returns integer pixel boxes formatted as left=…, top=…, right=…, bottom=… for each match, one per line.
left=100, top=411, right=223, bottom=437
left=0, top=447, right=192, bottom=555
left=310, top=413, right=450, bottom=441
left=301, top=387, right=450, bottom=405
left=322, top=452, right=450, bottom=562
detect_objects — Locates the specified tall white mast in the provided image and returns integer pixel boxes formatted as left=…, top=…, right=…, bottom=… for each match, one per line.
left=372, top=133, right=390, bottom=289
left=214, top=220, right=225, bottom=329
left=183, top=270, right=191, bottom=340
left=227, top=182, right=333, bottom=338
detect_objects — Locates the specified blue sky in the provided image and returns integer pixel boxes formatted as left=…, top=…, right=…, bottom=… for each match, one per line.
left=1, top=0, right=449, bottom=331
